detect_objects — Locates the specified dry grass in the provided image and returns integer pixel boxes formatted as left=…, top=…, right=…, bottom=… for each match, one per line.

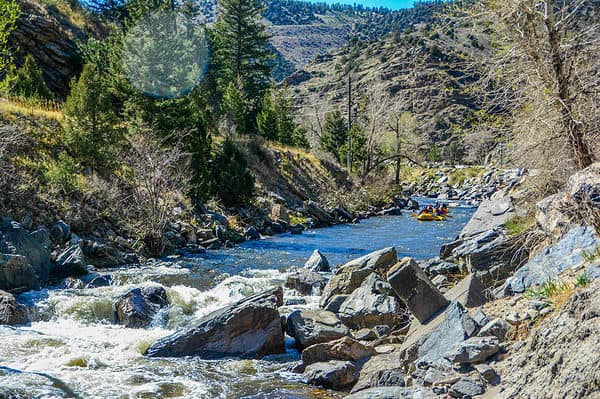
left=0, top=97, right=63, bottom=121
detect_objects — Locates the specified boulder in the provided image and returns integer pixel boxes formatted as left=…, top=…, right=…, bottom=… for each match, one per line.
left=304, top=249, right=330, bottom=272
left=459, top=191, right=515, bottom=239
left=301, top=336, right=375, bottom=366
left=338, top=273, right=405, bottom=329
left=444, top=336, right=500, bottom=364
left=52, top=244, right=88, bottom=278
left=114, top=286, right=169, bottom=328
left=284, top=269, right=326, bottom=295
left=449, top=377, right=485, bottom=398
left=324, top=294, right=349, bottom=313
left=85, top=274, right=112, bottom=289
left=303, top=360, right=358, bottom=390
left=286, top=309, right=349, bottom=349
left=387, top=258, right=448, bottom=324
left=0, top=221, right=52, bottom=291
left=244, top=226, right=260, bottom=240
left=304, top=201, right=333, bottom=225
left=0, top=290, right=28, bottom=325
left=81, top=240, right=139, bottom=269
left=145, top=287, right=284, bottom=358
left=407, top=199, right=420, bottom=210
left=49, top=220, right=71, bottom=244
left=417, top=301, right=478, bottom=364
left=320, top=247, right=397, bottom=308
left=332, top=207, right=354, bottom=223
left=504, top=226, right=600, bottom=295
left=271, top=204, right=290, bottom=224
left=61, top=277, right=84, bottom=289
left=478, top=318, right=512, bottom=342
left=351, top=352, right=407, bottom=393
left=346, top=387, right=434, bottom=399
left=419, top=257, right=459, bottom=276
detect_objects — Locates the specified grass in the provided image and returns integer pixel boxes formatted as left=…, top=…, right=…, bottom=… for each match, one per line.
left=505, top=214, right=536, bottom=236
left=447, top=166, right=484, bottom=186
left=583, top=247, right=600, bottom=263
left=0, top=97, right=63, bottom=121
left=526, top=273, right=591, bottom=309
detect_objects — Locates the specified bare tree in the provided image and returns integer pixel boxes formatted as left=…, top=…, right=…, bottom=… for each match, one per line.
left=120, top=128, right=191, bottom=257
left=386, top=108, right=422, bottom=185
left=471, top=0, right=599, bottom=190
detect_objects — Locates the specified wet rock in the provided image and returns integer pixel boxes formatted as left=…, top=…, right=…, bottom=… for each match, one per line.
left=304, top=201, right=333, bottom=225
left=387, top=258, right=448, bottom=324
left=303, top=360, right=358, bottom=390
left=478, top=318, right=511, bottom=342
left=407, top=199, right=420, bottom=210
left=0, top=290, right=28, bottom=325
left=52, top=244, right=88, bottom=278
left=332, top=207, right=354, bottom=223
left=459, top=191, right=515, bottom=239
left=271, top=204, right=290, bottom=224
left=244, top=226, right=260, bottom=240
left=304, top=249, right=330, bottom=272
left=31, top=227, right=51, bottom=247
left=0, top=221, right=52, bottom=291
left=81, top=241, right=138, bottom=269
left=289, top=225, right=303, bottom=235
left=449, top=377, right=485, bottom=397
left=50, top=220, right=71, bottom=244
left=444, top=336, right=500, bottom=364
left=338, top=273, right=405, bottom=329
left=346, top=387, right=434, bottom=399
left=145, top=287, right=284, bottom=358
left=114, top=286, right=169, bottom=328
left=85, top=274, right=112, bottom=289
left=61, top=277, right=84, bottom=289
left=301, top=336, right=375, bottom=366
left=286, top=309, right=349, bottom=349
left=320, top=247, right=397, bottom=308
left=504, top=226, right=600, bottom=295
left=417, top=301, right=478, bottom=364
left=285, top=269, right=326, bottom=295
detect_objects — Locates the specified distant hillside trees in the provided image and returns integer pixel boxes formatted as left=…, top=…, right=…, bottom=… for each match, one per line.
left=0, top=0, right=19, bottom=73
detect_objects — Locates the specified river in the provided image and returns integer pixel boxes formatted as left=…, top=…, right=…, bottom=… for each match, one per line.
left=1, top=201, right=474, bottom=399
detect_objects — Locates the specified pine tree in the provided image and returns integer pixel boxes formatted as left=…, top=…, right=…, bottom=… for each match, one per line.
left=64, top=63, right=122, bottom=168
left=222, top=79, right=251, bottom=136
left=0, top=0, right=19, bottom=74
left=213, top=0, right=273, bottom=132
left=1, top=55, right=53, bottom=100
left=257, top=91, right=278, bottom=141
left=320, top=110, right=347, bottom=162
left=211, top=140, right=255, bottom=207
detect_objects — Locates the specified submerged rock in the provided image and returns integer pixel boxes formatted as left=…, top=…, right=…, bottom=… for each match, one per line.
left=145, top=287, right=284, bottom=358
left=114, top=286, right=169, bottom=328
left=0, top=290, right=28, bottom=325
left=286, top=309, right=349, bottom=349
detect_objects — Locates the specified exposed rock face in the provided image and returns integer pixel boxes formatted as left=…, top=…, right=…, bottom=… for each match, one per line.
left=459, top=191, right=516, bottom=239
left=114, top=286, right=169, bottom=328
left=304, top=201, right=333, bottom=225
left=304, top=249, right=330, bottom=272
left=301, top=336, right=375, bottom=366
left=320, top=247, right=397, bottom=308
left=9, top=0, right=89, bottom=96
left=504, top=226, right=600, bottom=295
left=284, top=269, right=326, bottom=295
left=500, top=279, right=600, bottom=399
left=0, top=290, right=28, bottom=325
left=303, top=360, right=358, bottom=390
left=338, top=273, right=405, bottom=329
left=0, top=220, right=52, bottom=291
left=145, top=287, right=285, bottom=358
left=286, top=309, right=349, bottom=350
left=387, top=258, right=448, bottom=324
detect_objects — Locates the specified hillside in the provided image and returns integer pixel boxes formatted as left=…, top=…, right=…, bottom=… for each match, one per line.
left=288, top=16, right=494, bottom=154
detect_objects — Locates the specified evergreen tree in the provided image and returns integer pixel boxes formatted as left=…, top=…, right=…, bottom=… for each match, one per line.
left=320, top=110, right=347, bottom=161
left=0, top=0, right=19, bottom=73
left=222, top=80, right=250, bottom=136
left=64, top=63, right=122, bottom=168
left=213, top=0, right=273, bottom=132
left=211, top=140, right=255, bottom=207
left=1, top=55, right=53, bottom=100
left=256, top=91, right=278, bottom=141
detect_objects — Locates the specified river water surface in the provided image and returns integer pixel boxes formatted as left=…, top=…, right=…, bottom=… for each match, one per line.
left=1, top=201, right=474, bottom=399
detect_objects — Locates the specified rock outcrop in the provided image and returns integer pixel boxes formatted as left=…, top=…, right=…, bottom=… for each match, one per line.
left=145, top=287, right=284, bottom=358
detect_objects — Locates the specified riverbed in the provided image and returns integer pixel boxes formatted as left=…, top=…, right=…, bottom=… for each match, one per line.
left=1, top=201, right=475, bottom=399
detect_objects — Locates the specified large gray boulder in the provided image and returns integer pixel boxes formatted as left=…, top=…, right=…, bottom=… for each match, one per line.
left=338, top=273, right=405, bottom=329
left=303, top=360, right=358, bottom=390
left=0, top=290, right=28, bottom=325
left=145, top=287, right=285, bottom=358
left=81, top=240, right=139, bottom=268
left=351, top=352, right=408, bottom=393
left=387, top=258, right=448, bottom=324
left=286, top=309, right=349, bottom=349
left=504, top=226, right=600, bottom=295
left=444, top=336, right=500, bottom=364
left=304, top=201, right=334, bottom=225
left=114, top=286, right=169, bottom=328
left=52, top=244, right=88, bottom=278
left=346, top=387, right=434, bottom=399
left=284, top=269, right=326, bottom=295
left=459, top=191, right=516, bottom=239
left=0, top=220, right=52, bottom=291
left=320, top=247, right=397, bottom=308
left=305, top=249, right=330, bottom=272
left=301, top=336, right=375, bottom=366
left=417, top=301, right=478, bottom=364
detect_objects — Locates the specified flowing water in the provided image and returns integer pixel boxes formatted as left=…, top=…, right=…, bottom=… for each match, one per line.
left=1, top=200, right=475, bottom=399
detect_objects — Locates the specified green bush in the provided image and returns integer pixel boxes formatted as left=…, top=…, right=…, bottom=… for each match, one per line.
left=1, top=55, right=53, bottom=100
left=43, top=152, right=79, bottom=193
left=211, top=140, right=255, bottom=207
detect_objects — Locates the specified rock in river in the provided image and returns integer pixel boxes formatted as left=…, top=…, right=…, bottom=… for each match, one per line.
left=304, top=249, right=330, bottom=272
left=145, top=287, right=285, bottom=359
left=0, top=290, right=28, bottom=325
left=114, top=286, right=169, bottom=328
left=286, top=309, right=349, bottom=350
left=285, top=269, right=326, bottom=295
left=303, top=360, right=358, bottom=390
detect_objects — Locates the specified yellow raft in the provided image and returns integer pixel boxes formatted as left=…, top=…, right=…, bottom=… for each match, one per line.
left=416, top=213, right=445, bottom=221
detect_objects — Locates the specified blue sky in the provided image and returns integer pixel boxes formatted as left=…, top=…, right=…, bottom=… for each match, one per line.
left=317, top=0, right=416, bottom=10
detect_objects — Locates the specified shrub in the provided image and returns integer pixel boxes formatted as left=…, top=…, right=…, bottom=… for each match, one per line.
left=1, top=55, right=53, bottom=100
left=43, top=152, right=80, bottom=194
